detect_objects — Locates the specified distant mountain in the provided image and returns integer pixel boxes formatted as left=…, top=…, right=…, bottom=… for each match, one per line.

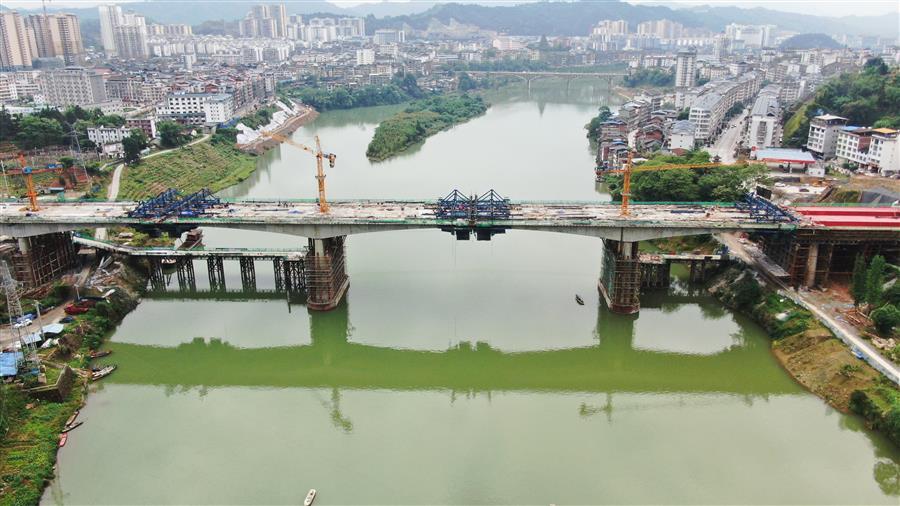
left=780, top=33, right=843, bottom=50
left=367, top=1, right=899, bottom=38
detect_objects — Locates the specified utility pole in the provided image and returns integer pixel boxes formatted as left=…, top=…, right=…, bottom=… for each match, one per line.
left=0, top=261, right=40, bottom=375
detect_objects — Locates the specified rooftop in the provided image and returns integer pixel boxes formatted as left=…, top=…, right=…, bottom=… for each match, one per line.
left=754, top=148, right=816, bottom=163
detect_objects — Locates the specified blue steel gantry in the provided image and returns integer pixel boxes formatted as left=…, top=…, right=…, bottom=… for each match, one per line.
left=127, top=188, right=222, bottom=219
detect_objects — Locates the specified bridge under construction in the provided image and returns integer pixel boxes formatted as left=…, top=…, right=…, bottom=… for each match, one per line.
left=1, top=190, right=897, bottom=314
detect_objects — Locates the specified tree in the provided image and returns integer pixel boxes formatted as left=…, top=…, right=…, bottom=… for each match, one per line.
left=870, top=304, right=900, bottom=335
left=122, top=129, right=148, bottom=164
left=677, top=108, right=690, bottom=120
left=157, top=121, right=188, bottom=148
left=0, top=109, right=18, bottom=143
left=392, top=72, right=423, bottom=99
left=732, top=273, right=762, bottom=310
left=865, top=255, right=886, bottom=309
left=59, top=156, right=75, bottom=169
left=15, top=116, right=64, bottom=149
left=851, top=254, right=867, bottom=306
left=585, top=106, right=612, bottom=139
left=458, top=72, right=477, bottom=92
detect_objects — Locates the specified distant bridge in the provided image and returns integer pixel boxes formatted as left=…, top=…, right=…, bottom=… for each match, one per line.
left=464, top=70, right=630, bottom=91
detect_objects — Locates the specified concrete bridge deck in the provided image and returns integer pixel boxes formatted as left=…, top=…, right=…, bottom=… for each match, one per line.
left=0, top=199, right=806, bottom=241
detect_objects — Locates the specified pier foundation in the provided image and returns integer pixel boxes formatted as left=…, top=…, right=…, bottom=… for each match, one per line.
left=207, top=257, right=225, bottom=292
left=304, top=236, right=349, bottom=311
left=598, top=240, right=641, bottom=314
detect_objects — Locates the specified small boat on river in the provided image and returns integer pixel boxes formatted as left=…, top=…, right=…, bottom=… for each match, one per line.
left=89, top=350, right=112, bottom=359
left=575, top=295, right=584, bottom=305
left=61, top=421, right=83, bottom=433
left=65, top=410, right=79, bottom=427
left=91, top=365, right=117, bottom=381
left=58, top=433, right=68, bottom=447
left=304, top=489, right=317, bottom=506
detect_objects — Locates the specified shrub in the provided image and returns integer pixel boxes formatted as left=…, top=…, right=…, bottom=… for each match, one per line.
left=871, top=304, right=900, bottom=335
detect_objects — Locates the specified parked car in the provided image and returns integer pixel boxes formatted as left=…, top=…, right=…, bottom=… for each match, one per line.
left=64, top=304, right=90, bottom=315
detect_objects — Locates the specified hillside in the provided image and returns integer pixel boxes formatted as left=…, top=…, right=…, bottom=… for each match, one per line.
left=365, top=1, right=899, bottom=38
left=780, top=33, right=843, bottom=50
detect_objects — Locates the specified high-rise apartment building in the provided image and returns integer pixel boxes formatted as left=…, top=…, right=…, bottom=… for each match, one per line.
left=25, top=13, right=84, bottom=65
left=114, top=24, right=148, bottom=59
left=0, top=11, right=33, bottom=69
left=674, top=49, right=697, bottom=89
left=40, top=66, right=108, bottom=106
left=98, top=4, right=123, bottom=55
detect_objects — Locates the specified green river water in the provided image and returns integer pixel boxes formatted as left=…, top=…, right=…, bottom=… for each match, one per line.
left=44, top=81, right=899, bottom=504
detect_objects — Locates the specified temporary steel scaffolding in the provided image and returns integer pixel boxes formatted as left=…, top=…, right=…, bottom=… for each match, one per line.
left=736, top=193, right=795, bottom=223
left=304, top=236, right=348, bottom=310
left=435, top=189, right=511, bottom=221
left=12, top=233, right=76, bottom=289
left=128, top=188, right=221, bottom=219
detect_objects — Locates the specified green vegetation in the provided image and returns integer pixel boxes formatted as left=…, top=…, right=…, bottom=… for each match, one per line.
left=623, top=68, right=674, bottom=88
left=850, top=386, right=900, bottom=448
left=280, top=72, right=424, bottom=111
left=784, top=58, right=900, bottom=146
left=779, top=33, right=842, bottom=50
left=238, top=106, right=277, bottom=129
left=157, top=120, right=190, bottom=149
left=852, top=254, right=868, bottom=307
left=584, top=106, right=613, bottom=140
left=118, top=141, right=257, bottom=200
left=602, top=151, right=768, bottom=202
left=366, top=94, right=488, bottom=161
left=122, top=129, right=148, bottom=165
left=0, top=106, right=124, bottom=151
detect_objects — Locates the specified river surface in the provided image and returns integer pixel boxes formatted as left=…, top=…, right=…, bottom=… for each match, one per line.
left=46, top=81, right=899, bottom=504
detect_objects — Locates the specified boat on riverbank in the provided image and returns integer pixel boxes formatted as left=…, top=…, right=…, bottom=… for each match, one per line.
left=91, top=365, right=117, bottom=381
left=89, top=350, right=112, bottom=359
left=64, top=410, right=79, bottom=427
left=58, top=433, right=67, bottom=447
left=304, top=489, right=316, bottom=506
left=575, top=295, right=584, bottom=305
left=61, top=421, right=83, bottom=433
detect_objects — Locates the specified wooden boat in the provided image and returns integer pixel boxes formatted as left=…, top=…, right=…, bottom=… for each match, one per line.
left=304, top=489, right=316, bottom=506
left=575, top=295, right=584, bottom=305
left=58, top=433, right=68, bottom=447
left=91, top=364, right=117, bottom=381
left=61, top=421, right=83, bottom=433
left=65, top=410, right=80, bottom=427
left=89, top=350, right=112, bottom=359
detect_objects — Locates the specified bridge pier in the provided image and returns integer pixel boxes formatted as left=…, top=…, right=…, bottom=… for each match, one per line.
left=175, top=258, right=196, bottom=291
left=207, top=257, right=225, bottom=292
left=283, top=259, right=304, bottom=293
left=599, top=240, right=641, bottom=314
left=304, top=236, right=349, bottom=311
left=147, top=258, right=166, bottom=292
left=239, top=257, right=256, bottom=291
left=273, top=257, right=284, bottom=291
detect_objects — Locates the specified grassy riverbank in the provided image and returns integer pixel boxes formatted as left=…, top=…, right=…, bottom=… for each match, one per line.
left=0, top=263, right=143, bottom=505
left=709, top=266, right=900, bottom=447
left=366, top=94, right=488, bottom=161
left=118, top=139, right=257, bottom=200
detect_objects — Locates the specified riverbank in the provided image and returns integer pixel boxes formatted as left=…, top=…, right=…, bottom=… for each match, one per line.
left=366, top=94, right=488, bottom=161
left=236, top=105, right=318, bottom=156
left=709, top=265, right=900, bottom=447
left=0, top=260, right=145, bottom=505
left=118, top=139, right=257, bottom=200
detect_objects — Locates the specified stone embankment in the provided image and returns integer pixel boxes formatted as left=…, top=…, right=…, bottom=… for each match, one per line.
left=236, top=102, right=319, bottom=155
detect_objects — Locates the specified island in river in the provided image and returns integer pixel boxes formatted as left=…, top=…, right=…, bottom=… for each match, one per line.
left=366, top=94, right=488, bottom=161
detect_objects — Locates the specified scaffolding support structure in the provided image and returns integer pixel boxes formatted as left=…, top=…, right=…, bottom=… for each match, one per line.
left=598, top=240, right=641, bottom=314
left=304, top=236, right=349, bottom=311
left=0, top=260, right=40, bottom=375
left=11, top=232, right=76, bottom=289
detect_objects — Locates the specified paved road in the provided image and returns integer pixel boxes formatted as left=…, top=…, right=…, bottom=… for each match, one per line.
left=720, top=232, right=900, bottom=385
left=708, top=109, right=748, bottom=164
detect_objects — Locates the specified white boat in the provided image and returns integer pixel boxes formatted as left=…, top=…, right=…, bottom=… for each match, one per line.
left=304, top=489, right=316, bottom=506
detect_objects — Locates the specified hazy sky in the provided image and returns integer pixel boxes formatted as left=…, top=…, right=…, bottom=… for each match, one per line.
left=5, top=0, right=899, bottom=18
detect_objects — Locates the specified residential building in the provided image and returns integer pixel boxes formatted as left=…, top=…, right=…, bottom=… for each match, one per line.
left=746, top=85, right=781, bottom=150
left=113, top=23, right=148, bottom=59
left=25, top=13, right=84, bottom=65
left=87, top=125, right=130, bottom=145
left=356, top=48, right=375, bottom=66
left=868, top=128, right=899, bottom=176
left=98, top=4, right=123, bottom=55
left=668, top=120, right=696, bottom=151
left=0, top=11, right=33, bottom=69
left=202, top=94, right=234, bottom=124
left=674, top=49, right=696, bottom=89
left=157, top=92, right=234, bottom=125
left=126, top=117, right=158, bottom=139
left=835, top=127, right=874, bottom=167
left=806, top=114, right=847, bottom=158
left=753, top=147, right=816, bottom=172
left=40, top=67, right=108, bottom=106
left=373, top=29, right=405, bottom=45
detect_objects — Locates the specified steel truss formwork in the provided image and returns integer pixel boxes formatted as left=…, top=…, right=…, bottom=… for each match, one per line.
left=128, top=188, right=221, bottom=219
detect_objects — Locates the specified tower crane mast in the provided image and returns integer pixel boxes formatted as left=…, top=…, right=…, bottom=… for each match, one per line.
left=261, top=132, right=335, bottom=213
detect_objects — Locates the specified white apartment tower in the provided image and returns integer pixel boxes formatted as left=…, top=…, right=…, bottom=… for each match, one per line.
left=98, top=4, right=123, bottom=55
left=0, top=11, right=33, bottom=69
left=26, top=13, right=84, bottom=65
left=674, top=49, right=696, bottom=89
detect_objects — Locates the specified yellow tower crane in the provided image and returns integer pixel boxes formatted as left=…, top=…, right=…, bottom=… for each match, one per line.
left=606, top=151, right=747, bottom=216
left=261, top=132, right=336, bottom=213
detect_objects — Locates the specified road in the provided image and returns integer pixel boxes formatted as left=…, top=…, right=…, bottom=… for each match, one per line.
left=708, top=108, right=748, bottom=164
left=720, top=233, right=900, bottom=385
